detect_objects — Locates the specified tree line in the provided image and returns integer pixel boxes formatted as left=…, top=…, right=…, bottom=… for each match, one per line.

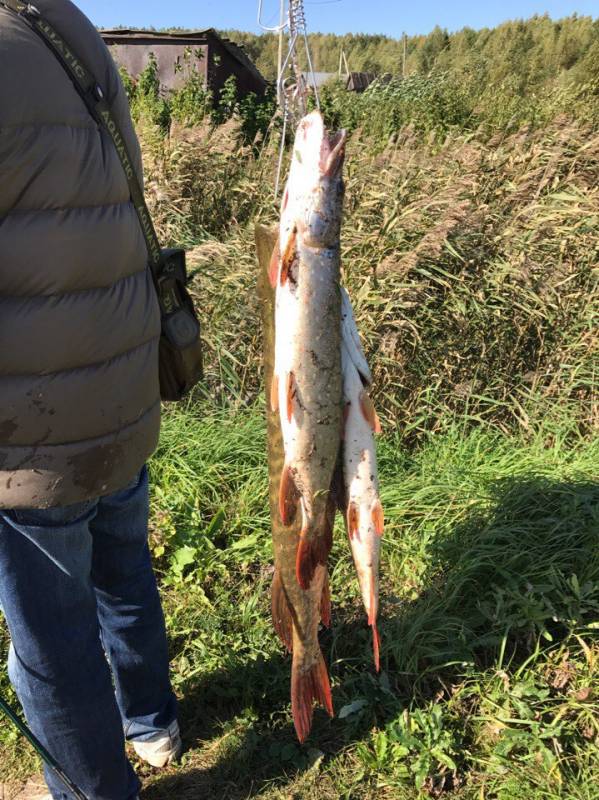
left=221, top=15, right=598, bottom=90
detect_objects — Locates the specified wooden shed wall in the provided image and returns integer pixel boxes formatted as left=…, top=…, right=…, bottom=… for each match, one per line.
left=209, top=38, right=268, bottom=98
left=104, top=39, right=209, bottom=92
left=102, top=33, right=267, bottom=100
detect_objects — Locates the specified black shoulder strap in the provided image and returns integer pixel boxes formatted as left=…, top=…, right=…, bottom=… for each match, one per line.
left=1, top=0, right=163, bottom=277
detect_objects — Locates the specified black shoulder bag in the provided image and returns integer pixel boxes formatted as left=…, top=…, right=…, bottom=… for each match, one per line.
left=1, top=0, right=203, bottom=401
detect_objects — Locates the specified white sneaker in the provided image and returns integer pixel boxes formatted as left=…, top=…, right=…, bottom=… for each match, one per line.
left=132, top=720, right=182, bottom=768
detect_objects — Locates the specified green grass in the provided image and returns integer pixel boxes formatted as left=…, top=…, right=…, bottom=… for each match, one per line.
left=4, top=402, right=595, bottom=798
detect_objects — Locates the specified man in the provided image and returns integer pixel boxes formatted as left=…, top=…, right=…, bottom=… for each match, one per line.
left=0, top=1, right=181, bottom=797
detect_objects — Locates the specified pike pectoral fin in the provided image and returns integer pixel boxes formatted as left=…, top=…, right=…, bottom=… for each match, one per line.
left=268, top=237, right=280, bottom=288
left=347, top=501, right=360, bottom=540
left=270, top=373, right=279, bottom=412
left=320, top=571, right=331, bottom=628
left=286, top=371, right=296, bottom=423
left=371, top=499, right=384, bottom=536
left=291, top=651, right=334, bottom=743
left=360, top=391, right=382, bottom=434
left=279, top=464, right=300, bottom=526
left=280, top=228, right=297, bottom=286
left=271, top=567, right=293, bottom=652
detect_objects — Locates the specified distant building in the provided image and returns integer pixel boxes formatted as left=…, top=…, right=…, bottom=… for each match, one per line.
left=302, top=71, right=379, bottom=93
left=345, top=72, right=377, bottom=92
left=302, top=71, right=337, bottom=90
left=101, top=29, right=269, bottom=101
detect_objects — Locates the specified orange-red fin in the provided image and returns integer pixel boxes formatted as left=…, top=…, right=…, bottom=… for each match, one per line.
left=296, top=533, right=331, bottom=590
left=369, top=575, right=380, bottom=671
left=279, top=464, right=300, bottom=526
left=371, top=499, right=384, bottom=536
left=320, top=572, right=331, bottom=628
left=296, top=507, right=334, bottom=590
left=347, top=501, right=360, bottom=540
left=291, top=651, right=334, bottom=743
left=270, top=373, right=279, bottom=413
left=360, top=391, right=382, bottom=434
left=372, top=624, right=381, bottom=672
left=271, top=567, right=293, bottom=652
left=286, top=371, right=297, bottom=423
left=280, top=228, right=297, bottom=286
left=368, top=572, right=378, bottom=627
left=268, top=237, right=280, bottom=288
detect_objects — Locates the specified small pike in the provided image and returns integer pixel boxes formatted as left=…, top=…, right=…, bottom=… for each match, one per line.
left=340, top=287, right=383, bottom=671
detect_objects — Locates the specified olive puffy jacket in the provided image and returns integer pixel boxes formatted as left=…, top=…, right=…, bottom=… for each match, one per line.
left=0, top=0, right=161, bottom=508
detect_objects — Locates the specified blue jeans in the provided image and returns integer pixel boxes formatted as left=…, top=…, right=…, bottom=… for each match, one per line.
left=0, top=466, right=177, bottom=800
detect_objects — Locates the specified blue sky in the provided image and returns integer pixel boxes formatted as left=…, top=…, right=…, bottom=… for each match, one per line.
left=77, top=0, right=597, bottom=37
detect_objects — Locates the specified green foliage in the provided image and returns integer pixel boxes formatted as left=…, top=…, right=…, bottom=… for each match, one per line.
left=225, top=15, right=599, bottom=135
left=357, top=706, right=461, bottom=790
left=210, top=75, right=276, bottom=143
left=319, top=72, right=474, bottom=137
left=118, top=65, right=136, bottom=103
left=170, top=47, right=212, bottom=126
left=129, top=52, right=171, bottom=132
left=211, top=75, right=239, bottom=125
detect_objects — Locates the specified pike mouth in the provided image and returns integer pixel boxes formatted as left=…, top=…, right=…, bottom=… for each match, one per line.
left=320, top=129, right=347, bottom=177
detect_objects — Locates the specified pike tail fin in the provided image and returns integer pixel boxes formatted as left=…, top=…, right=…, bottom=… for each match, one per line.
left=372, top=623, right=381, bottom=673
left=369, top=575, right=380, bottom=671
left=291, top=651, right=334, bottom=743
left=271, top=567, right=293, bottom=652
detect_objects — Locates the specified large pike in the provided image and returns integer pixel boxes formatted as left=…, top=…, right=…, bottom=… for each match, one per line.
left=268, top=111, right=346, bottom=741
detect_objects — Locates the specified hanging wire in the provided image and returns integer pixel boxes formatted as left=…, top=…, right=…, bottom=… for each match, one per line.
left=257, top=0, right=321, bottom=197
left=256, top=0, right=287, bottom=31
left=289, top=0, right=320, bottom=111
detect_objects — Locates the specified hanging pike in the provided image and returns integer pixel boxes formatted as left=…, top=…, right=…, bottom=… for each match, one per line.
left=340, top=288, right=384, bottom=671
left=269, top=110, right=346, bottom=741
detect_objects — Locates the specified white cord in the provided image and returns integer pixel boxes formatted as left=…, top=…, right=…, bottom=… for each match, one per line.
left=257, top=0, right=287, bottom=31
